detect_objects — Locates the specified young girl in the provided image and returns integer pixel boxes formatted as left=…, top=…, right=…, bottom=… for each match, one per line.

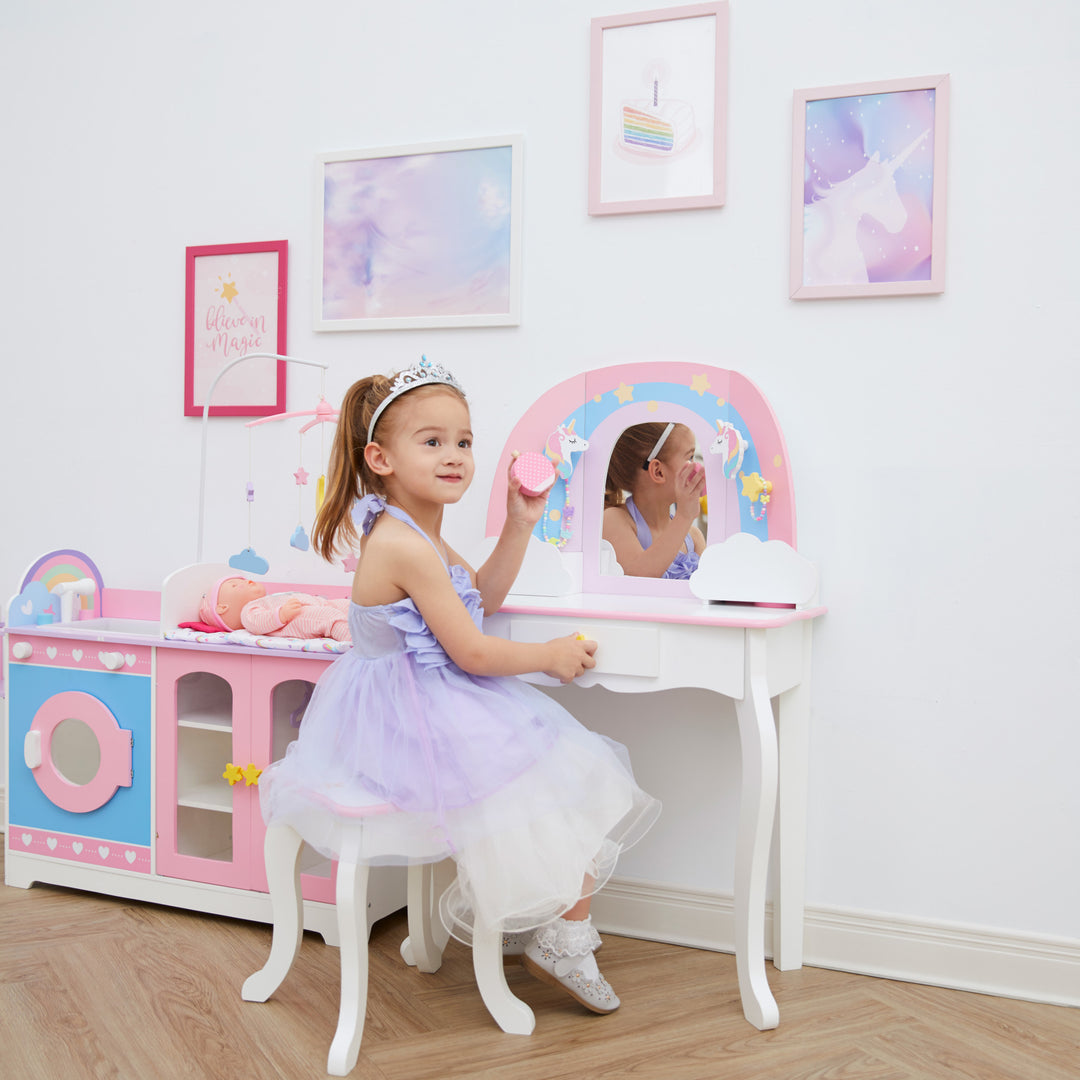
left=603, top=421, right=706, bottom=579
left=259, top=358, right=660, bottom=1015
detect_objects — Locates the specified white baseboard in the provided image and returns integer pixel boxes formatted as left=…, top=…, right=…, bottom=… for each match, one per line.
left=591, top=877, right=1080, bottom=1009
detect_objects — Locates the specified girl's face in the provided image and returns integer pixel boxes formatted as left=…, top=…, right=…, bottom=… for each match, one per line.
left=377, top=388, right=474, bottom=505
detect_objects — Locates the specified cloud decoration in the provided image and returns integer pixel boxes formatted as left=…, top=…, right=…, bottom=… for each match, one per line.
left=472, top=534, right=574, bottom=597
left=7, top=581, right=58, bottom=626
left=689, top=533, right=818, bottom=606
left=228, top=547, right=270, bottom=575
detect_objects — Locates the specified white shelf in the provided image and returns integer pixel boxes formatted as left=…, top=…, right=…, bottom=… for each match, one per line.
left=178, top=713, right=232, bottom=732
left=178, top=781, right=232, bottom=813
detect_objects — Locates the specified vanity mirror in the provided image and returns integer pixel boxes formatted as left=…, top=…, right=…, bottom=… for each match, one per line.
left=486, top=361, right=797, bottom=599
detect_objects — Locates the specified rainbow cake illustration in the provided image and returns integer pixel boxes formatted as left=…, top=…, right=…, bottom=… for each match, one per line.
left=620, top=78, right=695, bottom=156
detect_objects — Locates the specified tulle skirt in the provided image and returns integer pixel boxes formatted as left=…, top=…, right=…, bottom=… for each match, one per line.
left=259, top=648, right=660, bottom=940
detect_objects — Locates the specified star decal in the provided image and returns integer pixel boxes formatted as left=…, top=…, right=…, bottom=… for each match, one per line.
left=690, top=373, right=711, bottom=396
left=293, top=466, right=309, bottom=485
left=218, top=276, right=238, bottom=303
left=613, top=382, right=634, bottom=404
left=242, top=762, right=263, bottom=787
left=739, top=471, right=771, bottom=502
left=222, top=762, right=243, bottom=786
left=342, top=553, right=359, bottom=573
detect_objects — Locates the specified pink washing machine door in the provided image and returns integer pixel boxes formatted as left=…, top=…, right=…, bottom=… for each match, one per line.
left=25, top=691, right=132, bottom=813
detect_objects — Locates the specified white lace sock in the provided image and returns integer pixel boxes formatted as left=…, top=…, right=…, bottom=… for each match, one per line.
left=532, top=916, right=603, bottom=979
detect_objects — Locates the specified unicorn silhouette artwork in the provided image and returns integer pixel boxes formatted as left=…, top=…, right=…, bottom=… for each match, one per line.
left=544, top=419, right=589, bottom=481
left=709, top=420, right=747, bottom=479
left=803, top=129, right=929, bottom=287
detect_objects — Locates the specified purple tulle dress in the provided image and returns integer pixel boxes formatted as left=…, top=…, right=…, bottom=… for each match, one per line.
left=624, top=496, right=700, bottom=580
left=259, top=494, right=660, bottom=941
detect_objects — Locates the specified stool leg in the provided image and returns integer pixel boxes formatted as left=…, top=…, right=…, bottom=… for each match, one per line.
left=405, top=863, right=443, bottom=973
left=242, top=825, right=303, bottom=1002
left=472, top=923, right=535, bottom=1036
left=400, top=857, right=453, bottom=969
left=327, top=857, right=370, bottom=1077
left=431, top=858, right=455, bottom=953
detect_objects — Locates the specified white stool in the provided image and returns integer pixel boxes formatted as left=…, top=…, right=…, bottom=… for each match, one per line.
left=242, top=823, right=535, bottom=1076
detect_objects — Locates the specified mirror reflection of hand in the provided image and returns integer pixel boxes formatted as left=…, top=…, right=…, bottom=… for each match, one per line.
left=505, top=451, right=547, bottom=528
left=673, top=460, right=706, bottom=521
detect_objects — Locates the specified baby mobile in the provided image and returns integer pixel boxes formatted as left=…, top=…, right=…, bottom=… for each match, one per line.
left=228, top=382, right=340, bottom=574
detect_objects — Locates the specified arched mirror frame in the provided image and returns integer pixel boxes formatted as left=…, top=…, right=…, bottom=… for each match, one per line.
left=487, top=361, right=798, bottom=599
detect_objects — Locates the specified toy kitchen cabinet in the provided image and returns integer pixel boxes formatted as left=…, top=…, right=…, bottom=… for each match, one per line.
left=4, top=552, right=405, bottom=944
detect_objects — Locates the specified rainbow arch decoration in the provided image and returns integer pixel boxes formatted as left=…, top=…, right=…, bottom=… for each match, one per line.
left=486, top=361, right=797, bottom=561
left=9, top=549, right=104, bottom=626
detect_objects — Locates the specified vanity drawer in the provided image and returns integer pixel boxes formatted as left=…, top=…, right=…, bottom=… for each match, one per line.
left=508, top=618, right=659, bottom=678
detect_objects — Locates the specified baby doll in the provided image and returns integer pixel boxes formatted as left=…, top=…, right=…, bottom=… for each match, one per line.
left=198, top=576, right=351, bottom=641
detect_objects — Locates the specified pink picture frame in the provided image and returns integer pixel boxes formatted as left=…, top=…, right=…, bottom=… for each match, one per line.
left=184, top=240, right=288, bottom=416
left=588, top=3, right=729, bottom=216
left=790, top=74, right=950, bottom=300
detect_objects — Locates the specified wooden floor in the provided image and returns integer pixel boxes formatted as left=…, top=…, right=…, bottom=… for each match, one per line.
left=2, top=849, right=1077, bottom=1080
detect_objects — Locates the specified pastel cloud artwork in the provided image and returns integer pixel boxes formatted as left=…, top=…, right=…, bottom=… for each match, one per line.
left=689, top=533, right=818, bottom=606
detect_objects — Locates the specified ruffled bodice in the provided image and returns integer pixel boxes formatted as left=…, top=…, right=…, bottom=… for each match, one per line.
left=350, top=493, right=485, bottom=666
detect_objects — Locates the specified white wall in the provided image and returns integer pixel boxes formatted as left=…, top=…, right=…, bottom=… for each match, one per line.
left=2, top=0, right=1077, bottom=964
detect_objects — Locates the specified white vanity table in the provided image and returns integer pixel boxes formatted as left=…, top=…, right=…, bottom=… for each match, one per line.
left=483, top=360, right=827, bottom=1029
left=487, top=591, right=824, bottom=1030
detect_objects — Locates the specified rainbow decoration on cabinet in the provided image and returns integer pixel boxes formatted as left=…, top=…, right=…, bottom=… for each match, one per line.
left=9, top=549, right=104, bottom=626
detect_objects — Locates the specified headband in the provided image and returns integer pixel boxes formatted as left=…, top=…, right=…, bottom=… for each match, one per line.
left=198, top=575, right=238, bottom=631
left=642, top=423, right=675, bottom=470
left=367, top=356, right=466, bottom=444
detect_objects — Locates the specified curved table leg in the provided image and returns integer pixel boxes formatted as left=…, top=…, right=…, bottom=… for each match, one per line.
left=242, top=825, right=303, bottom=1002
left=733, top=629, right=780, bottom=1030
left=773, top=624, right=812, bottom=971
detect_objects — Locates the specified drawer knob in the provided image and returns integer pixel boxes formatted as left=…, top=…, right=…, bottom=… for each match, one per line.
left=99, top=651, right=125, bottom=671
left=12, top=641, right=33, bottom=660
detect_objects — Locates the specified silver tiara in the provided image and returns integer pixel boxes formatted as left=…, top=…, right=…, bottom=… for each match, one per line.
left=366, top=356, right=466, bottom=443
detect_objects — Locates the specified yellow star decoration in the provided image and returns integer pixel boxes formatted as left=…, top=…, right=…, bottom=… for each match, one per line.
left=218, top=276, right=239, bottom=303
left=613, top=382, right=634, bottom=404
left=222, top=762, right=243, bottom=786
left=690, top=373, right=711, bottom=396
left=242, top=762, right=264, bottom=787
left=739, top=471, right=772, bottom=502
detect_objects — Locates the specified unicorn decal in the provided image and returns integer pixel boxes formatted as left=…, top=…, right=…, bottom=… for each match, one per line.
left=544, top=419, right=589, bottom=481
left=803, top=129, right=929, bottom=287
left=709, top=420, right=748, bottom=479
left=536, top=420, right=589, bottom=549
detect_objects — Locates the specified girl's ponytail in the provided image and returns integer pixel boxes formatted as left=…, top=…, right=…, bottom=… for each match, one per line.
left=312, top=374, right=392, bottom=560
